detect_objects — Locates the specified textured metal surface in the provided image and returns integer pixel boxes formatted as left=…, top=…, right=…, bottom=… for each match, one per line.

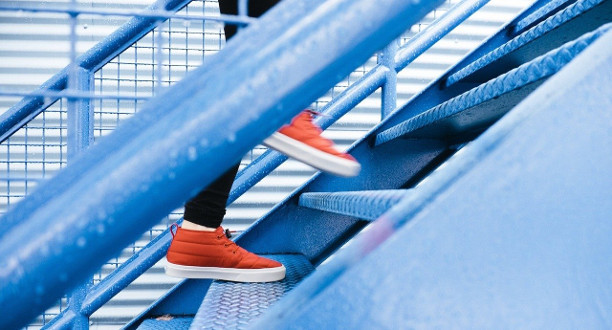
left=376, top=23, right=611, bottom=145
left=299, top=190, right=410, bottom=221
left=514, top=0, right=573, bottom=32
left=255, top=26, right=612, bottom=330
left=0, top=0, right=443, bottom=327
left=190, top=254, right=313, bottom=330
left=446, top=0, right=606, bottom=87
left=138, top=317, right=193, bottom=329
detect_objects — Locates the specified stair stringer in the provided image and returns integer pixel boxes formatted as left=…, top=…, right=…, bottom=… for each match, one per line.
left=255, top=28, right=612, bottom=329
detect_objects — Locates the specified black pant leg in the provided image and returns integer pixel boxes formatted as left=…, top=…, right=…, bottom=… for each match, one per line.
left=183, top=163, right=240, bottom=228
left=183, top=0, right=281, bottom=227
left=219, top=0, right=281, bottom=39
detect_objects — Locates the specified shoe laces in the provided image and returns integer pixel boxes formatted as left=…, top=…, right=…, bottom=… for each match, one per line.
left=217, top=232, right=239, bottom=254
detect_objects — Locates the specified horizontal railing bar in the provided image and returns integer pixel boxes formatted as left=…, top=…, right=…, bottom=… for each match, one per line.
left=0, top=6, right=255, bottom=26
left=0, top=90, right=151, bottom=101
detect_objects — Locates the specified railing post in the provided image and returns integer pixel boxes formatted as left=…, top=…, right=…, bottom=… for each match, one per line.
left=66, top=67, right=94, bottom=161
left=65, top=64, right=94, bottom=328
left=379, top=39, right=398, bottom=119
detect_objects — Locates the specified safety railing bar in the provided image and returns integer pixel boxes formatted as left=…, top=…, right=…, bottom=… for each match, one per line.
left=0, top=0, right=445, bottom=326
left=395, top=0, right=491, bottom=72
left=5, top=0, right=476, bottom=326
left=43, top=65, right=388, bottom=328
left=26, top=2, right=484, bottom=322
left=8, top=92, right=146, bottom=101
left=0, top=0, right=194, bottom=144
left=0, top=5, right=256, bottom=26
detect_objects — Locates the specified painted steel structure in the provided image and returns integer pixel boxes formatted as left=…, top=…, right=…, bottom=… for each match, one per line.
left=1, top=0, right=505, bottom=326
left=0, top=0, right=608, bottom=328
left=0, top=0, right=444, bottom=327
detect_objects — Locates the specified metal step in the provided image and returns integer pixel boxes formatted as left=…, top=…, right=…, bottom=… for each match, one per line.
left=299, top=190, right=410, bottom=221
left=375, top=23, right=611, bottom=145
left=137, top=316, right=193, bottom=329
left=445, top=0, right=611, bottom=87
left=189, top=254, right=314, bottom=329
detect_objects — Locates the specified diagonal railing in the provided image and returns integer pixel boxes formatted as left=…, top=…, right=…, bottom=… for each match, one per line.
left=46, top=0, right=492, bottom=327
left=0, top=0, right=448, bottom=328
left=0, top=0, right=498, bottom=326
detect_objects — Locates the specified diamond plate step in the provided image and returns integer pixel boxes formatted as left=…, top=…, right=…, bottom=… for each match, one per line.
left=445, top=0, right=610, bottom=87
left=137, top=316, right=193, bottom=329
left=189, top=254, right=314, bottom=329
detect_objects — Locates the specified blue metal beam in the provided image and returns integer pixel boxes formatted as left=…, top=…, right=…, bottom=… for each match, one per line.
left=0, top=0, right=443, bottom=328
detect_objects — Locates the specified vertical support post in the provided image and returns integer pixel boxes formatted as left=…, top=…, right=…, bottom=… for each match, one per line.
left=67, top=67, right=94, bottom=160
left=379, top=39, right=398, bottom=119
left=65, top=7, right=94, bottom=323
left=65, top=66, right=94, bottom=328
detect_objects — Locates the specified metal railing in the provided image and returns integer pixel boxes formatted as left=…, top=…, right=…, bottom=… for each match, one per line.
left=0, top=0, right=499, bottom=327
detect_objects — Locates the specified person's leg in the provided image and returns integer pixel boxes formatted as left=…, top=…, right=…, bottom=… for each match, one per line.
left=182, top=163, right=239, bottom=230
left=166, top=0, right=286, bottom=283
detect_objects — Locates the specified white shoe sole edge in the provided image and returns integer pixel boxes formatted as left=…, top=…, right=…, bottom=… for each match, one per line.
left=165, top=262, right=286, bottom=283
left=263, top=132, right=361, bottom=177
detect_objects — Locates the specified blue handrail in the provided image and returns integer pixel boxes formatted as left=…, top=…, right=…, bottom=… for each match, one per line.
left=0, top=0, right=444, bottom=327
left=40, top=0, right=493, bottom=327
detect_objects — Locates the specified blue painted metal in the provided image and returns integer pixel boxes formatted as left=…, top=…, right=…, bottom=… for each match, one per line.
left=376, top=23, right=611, bottom=145
left=190, top=254, right=313, bottom=329
left=0, top=0, right=444, bottom=327
left=0, top=4, right=254, bottom=25
left=256, top=28, right=612, bottom=328
left=80, top=0, right=488, bottom=321
left=46, top=64, right=388, bottom=328
left=514, top=0, right=573, bottom=32
left=66, top=67, right=94, bottom=160
left=117, top=0, right=492, bottom=321
left=380, top=40, right=398, bottom=119
left=445, top=0, right=610, bottom=87
left=137, top=317, right=193, bottom=329
left=0, top=0, right=193, bottom=144
left=299, top=190, right=410, bottom=221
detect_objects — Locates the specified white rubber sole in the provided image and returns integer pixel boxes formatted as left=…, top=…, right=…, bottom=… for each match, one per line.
left=263, top=132, right=361, bottom=177
left=165, top=261, right=286, bottom=283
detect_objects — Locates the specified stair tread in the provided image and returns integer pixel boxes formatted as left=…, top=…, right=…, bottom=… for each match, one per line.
left=300, top=190, right=410, bottom=221
left=137, top=316, right=193, bottom=329
left=190, top=254, right=314, bottom=329
left=446, top=0, right=609, bottom=86
left=375, top=23, right=611, bottom=145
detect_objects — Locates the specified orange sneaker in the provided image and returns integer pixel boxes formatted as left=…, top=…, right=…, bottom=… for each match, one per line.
left=165, top=226, right=285, bottom=282
left=263, top=110, right=361, bottom=177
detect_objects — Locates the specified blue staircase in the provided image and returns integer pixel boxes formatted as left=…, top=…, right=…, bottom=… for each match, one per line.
left=0, top=0, right=610, bottom=328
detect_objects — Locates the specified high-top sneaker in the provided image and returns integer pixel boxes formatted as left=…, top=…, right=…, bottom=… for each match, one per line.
left=264, top=110, right=361, bottom=177
left=165, top=226, right=285, bottom=282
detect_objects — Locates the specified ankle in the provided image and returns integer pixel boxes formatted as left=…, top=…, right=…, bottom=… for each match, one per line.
left=181, top=220, right=217, bottom=232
